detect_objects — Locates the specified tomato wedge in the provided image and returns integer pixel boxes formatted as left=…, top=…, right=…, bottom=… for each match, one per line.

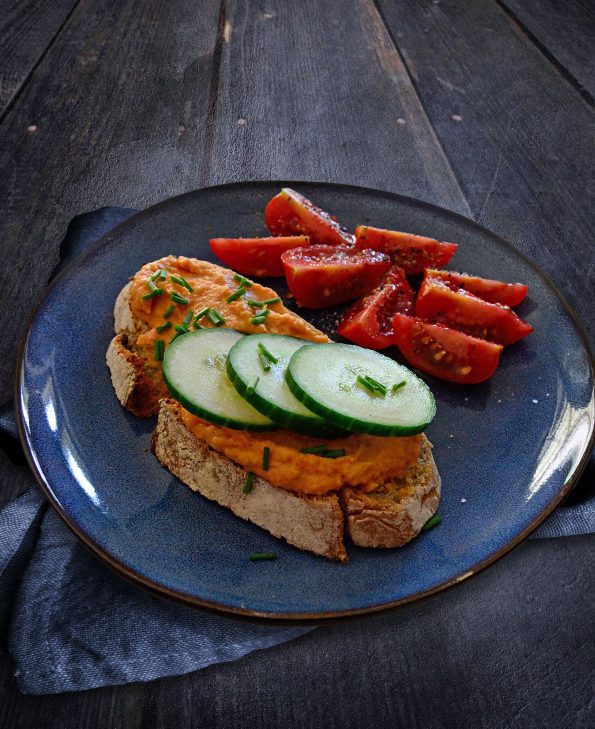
left=265, top=188, right=355, bottom=246
left=209, top=236, right=309, bottom=277
left=281, top=245, right=391, bottom=308
left=415, top=278, right=533, bottom=346
left=337, top=266, right=414, bottom=349
left=391, top=314, right=503, bottom=384
left=425, top=268, right=528, bottom=307
left=355, top=226, right=457, bottom=274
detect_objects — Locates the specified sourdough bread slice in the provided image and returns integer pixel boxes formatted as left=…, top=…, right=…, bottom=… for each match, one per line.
left=152, top=399, right=348, bottom=562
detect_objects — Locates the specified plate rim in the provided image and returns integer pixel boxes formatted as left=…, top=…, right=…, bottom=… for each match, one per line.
left=15, top=179, right=595, bottom=621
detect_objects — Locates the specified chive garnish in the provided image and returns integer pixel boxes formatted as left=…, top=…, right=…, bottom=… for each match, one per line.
left=183, top=310, right=194, bottom=327
left=170, top=274, right=193, bottom=292
left=142, top=281, right=164, bottom=300
left=227, top=286, right=246, bottom=303
left=324, top=449, right=346, bottom=459
left=234, top=274, right=253, bottom=288
left=207, top=308, right=225, bottom=326
left=170, top=292, right=190, bottom=305
left=247, top=299, right=265, bottom=308
left=356, top=375, right=378, bottom=394
left=156, top=321, right=171, bottom=333
left=300, top=444, right=329, bottom=455
left=260, top=296, right=281, bottom=306
left=422, top=514, right=442, bottom=531
left=392, top=380, right=407, bottom=393
left=257, top=342, right=278, bottom=364
left=195, top=307, right=210, bottom=321
left=163, top=303, right=176, bottom=319
left=258, top=353, right=271, bottom=372
left=364, top=375, right=388, bottom=395
left=251, top=315, right=267, bottom=326
left=246, top=376, right=259, bottom=395
left=249, top=553, right=277, bottom=561
left=154, top=339, right=165, bottom=361
left=150, top=268, right=167, bottom=281
left=356, top=375, right=387, bottom=396
left=262, top=446, right=270, bottom=471
left=242, top=471, right=255, bottom=494
left=175, top=324, right=190, bottom=335
left=193, top=322, right=205, bottom=330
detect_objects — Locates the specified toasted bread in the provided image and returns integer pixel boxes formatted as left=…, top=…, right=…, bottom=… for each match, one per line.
left=106, top=262, right=441, bottom=561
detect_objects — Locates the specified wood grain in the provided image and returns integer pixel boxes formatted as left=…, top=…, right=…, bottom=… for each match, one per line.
left=1, top=534, right=593, bottom=727
left=0, top=0, right=80, bottom=117
left=376, top=0, right=595, bottom=347
left=0, top=0, right=221, bottom=404
left=499, top=0, right=595, bottom=99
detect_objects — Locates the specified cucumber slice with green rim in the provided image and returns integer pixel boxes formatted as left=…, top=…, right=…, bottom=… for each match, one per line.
left=286, top=343, right=436, bottom=436
left=226, top=334, right=344, bottom=437
left=162, top=329, right=275, bottom=431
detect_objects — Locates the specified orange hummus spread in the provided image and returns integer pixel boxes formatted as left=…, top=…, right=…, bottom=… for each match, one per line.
left=130, top=256, right=421, bottom=497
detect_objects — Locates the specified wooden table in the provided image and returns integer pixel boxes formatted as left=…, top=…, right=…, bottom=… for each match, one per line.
left=1, top=1, right=593, bottom=726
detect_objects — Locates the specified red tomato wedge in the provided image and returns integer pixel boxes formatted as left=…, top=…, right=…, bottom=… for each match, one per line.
left=338, top=266, right=414, bottom=349
left=425, top=268, right=528, bottom=307
left=280, top=245, right=391, bottom=308
left=391, top=314, right=503, bottom=384
left=415, top=278, right=533, bottom=346
left=209, top=236, right=309, bottom=277
left=355, top=226, right=457, bottom=274
left=265, top=188, right=355, bottom=246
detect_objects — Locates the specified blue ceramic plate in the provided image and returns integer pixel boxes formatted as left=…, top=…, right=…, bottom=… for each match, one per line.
left=17, top=182, right=594, bottom=619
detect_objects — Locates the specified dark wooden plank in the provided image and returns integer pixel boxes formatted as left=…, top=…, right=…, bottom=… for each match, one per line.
left=1, top=534, right=593, bottom=728
left=376, top=0, right=595, bottom=349
left=207, top=0, right=468, bottom=214
left=499, top=0, right=595, bottom=99
left=0, top=0, right=80, bottom=117
left=0, top=0, right=221, bottom=404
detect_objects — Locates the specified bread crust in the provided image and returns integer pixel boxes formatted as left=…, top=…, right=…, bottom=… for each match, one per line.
left=152, top=400, right=348, bottom=562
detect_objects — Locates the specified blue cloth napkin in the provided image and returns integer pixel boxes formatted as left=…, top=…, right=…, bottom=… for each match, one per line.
left=0, top=207, right=593, bottom=695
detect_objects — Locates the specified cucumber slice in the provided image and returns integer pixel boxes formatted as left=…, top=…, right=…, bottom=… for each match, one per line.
left=226, top=334, right=344, bottom=437
left=286, top=343, right=435, bottom=436
left=162, top=329, right=275, bottom=431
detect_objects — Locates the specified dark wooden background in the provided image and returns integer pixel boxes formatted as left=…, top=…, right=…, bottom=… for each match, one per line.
left=0, top=1, right=593, bottom=727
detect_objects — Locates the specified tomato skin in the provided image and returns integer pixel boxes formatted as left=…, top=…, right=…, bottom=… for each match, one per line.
left=415, top=278, right=533, bottom=346
left=209, top=236, right=309, bottom=277
left=265, top=188, right=355, bottom=246
left=425, top=269, right=528, bottom=307
left=391, top=314, right=503, bottom=384
left=281, top=245, right=391, bottom=308
left=355, top=226, right=457, bottom=274
left=338, top=266, right=414, bottom=349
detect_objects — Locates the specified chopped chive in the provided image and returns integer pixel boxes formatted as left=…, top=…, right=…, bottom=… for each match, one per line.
left=300, top=444, right=329, bottom=455
left=154, top=339, right=165, bottom=361
left=251, top=315, right=267, bottom=326
left=364, top=375, right=388, bottom=395
left=170, top=274, right=193, bottom=292
left=422, top=514, right=442, bottom=531
left=242, top=471, right=255, bottom=494
left=392, top=380, right=407, bottom=393
left=163, top=303, right=176, bottom=319
left=207, top=308, right=225, bottom=326
left=195, top=307, right=210, bottom=321
left=175, top=324, right=190, bottom=335
left=150, top=268, right=168, bottom=281
left=170, top=292, right=190, bottom=305
left=356, top=375, right=387, bottom=396
left=142, top=281, right=164, bottom=300
left=260, top=296, right=281, bottom=306
left=258, top=307, right=270, bottom=317
left=193, top=321, right=205, bottom=330
left=234, top=274, right=253, bottom=288
left=262, top=446, right=270, bottom=471
left=247, top=299, right=265, bottom=308
left=257, top=342, right=278, bottom=364
left=324, top=449, right=346, bottom=459
left=258, top=352, right=271, bottom=372
left=356, top=375, right=378, bottom=394
left=156, top=321, right=172, bottom=333
left=227, top=286, right=246, bottom=303
left=246, top=376, right=259, bottom=395
left=183, top=310, right=194, bottom=326
left=249, top=553, right=277, bottom=561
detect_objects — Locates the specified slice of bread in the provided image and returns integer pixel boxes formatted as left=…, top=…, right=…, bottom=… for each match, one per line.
left=106, top=262, right=442, bottom=561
